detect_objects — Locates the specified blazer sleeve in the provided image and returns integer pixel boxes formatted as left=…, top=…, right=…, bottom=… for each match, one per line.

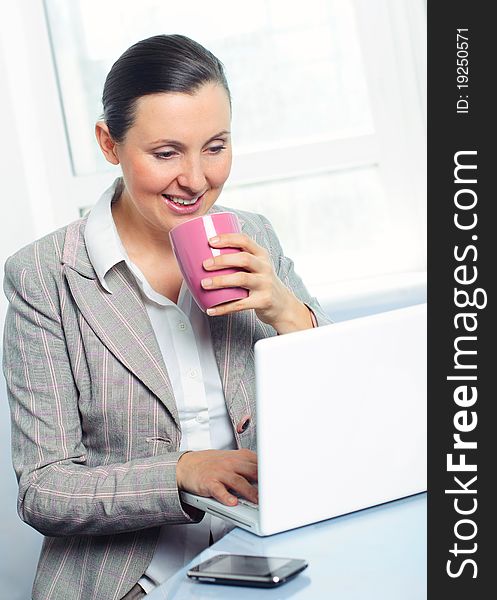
left=256, top=213, right=332, bottom=327
left=2, top=251, right=202, bottom=538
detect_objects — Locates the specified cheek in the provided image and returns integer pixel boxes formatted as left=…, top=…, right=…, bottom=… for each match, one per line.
left=127, top=157, right=171, bottom=189
left=210, top=155, right=232, bottom=187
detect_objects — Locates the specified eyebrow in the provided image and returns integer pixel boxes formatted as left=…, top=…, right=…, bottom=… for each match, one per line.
left=149, top=130, right=231, bottom=148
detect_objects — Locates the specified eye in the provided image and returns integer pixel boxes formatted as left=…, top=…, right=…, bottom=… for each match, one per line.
left=207, top=145, right=227, bottom=154
left=154, top=151, right=177, bottom=160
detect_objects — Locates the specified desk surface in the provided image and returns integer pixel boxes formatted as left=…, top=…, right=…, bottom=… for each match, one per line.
left=147, top=493, right=426, bottom=600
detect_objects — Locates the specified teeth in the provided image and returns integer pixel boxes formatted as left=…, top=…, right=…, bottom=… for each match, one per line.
left=164, top=194, right=201, bottom=205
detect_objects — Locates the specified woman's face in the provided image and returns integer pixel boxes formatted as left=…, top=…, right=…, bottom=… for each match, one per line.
left=101, top=83, right=232, bottom=237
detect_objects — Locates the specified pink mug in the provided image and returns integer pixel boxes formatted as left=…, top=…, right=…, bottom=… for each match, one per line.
left=169, top=212, right=249, bottom=313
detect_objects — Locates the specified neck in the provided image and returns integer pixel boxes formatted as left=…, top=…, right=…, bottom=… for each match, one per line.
left=111, top=189, right=174, bottom=261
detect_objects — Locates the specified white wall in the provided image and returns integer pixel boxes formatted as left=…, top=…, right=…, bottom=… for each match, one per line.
left=0, top=46, right=37, bottom=322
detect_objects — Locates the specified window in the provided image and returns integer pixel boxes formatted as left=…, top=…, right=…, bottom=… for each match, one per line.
left=17, top=0, right=427, bottom=291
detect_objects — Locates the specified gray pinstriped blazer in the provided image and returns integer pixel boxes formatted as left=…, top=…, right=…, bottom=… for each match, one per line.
left=2, top=205, right=330, bottom=600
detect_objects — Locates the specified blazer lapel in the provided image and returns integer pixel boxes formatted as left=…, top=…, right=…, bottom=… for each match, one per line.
left=208, top=310, right=255, bottom=410
left=62, top=219, right=180, bottom=429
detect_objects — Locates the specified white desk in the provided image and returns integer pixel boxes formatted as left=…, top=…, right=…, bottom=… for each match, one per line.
left=147, top=493, right=426, bottom=599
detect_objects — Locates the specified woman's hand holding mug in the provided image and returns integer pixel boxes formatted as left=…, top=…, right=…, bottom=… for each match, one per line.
left=201, top=233, right=314, bottom=334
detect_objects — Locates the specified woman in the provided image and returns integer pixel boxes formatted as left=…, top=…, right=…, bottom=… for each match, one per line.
left=3, top=35, right=330, bottom=599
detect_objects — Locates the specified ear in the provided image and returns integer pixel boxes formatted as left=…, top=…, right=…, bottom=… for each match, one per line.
left=95, top=121, right=120, bottom=165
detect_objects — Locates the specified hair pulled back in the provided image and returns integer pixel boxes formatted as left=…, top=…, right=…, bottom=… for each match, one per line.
left=102, top=34, right=231, bottom=143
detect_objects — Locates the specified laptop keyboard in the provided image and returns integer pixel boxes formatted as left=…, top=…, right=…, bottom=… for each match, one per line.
left=236, top=497, right=259, bottom=509
left=230, top=485, right=259, bottom=509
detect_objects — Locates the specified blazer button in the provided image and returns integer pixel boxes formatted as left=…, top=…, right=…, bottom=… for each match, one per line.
left=236, top=415, right=251, bottom=434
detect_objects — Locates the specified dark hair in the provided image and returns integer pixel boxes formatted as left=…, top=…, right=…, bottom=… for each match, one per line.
left=102, top=34, right=231, bottom=143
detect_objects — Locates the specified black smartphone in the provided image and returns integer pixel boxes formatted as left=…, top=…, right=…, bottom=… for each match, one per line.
left=187, top=553, right=308, bottom=587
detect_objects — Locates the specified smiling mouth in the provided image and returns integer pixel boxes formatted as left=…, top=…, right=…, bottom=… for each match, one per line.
left=162, top=193, right=205, bottom=206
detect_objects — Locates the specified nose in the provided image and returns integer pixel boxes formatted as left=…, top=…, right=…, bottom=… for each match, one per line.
left=176, top=154, right=208, bottom=194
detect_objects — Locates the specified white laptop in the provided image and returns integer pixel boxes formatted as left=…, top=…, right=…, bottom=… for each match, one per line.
left=181, top=303, right=427, bottom=536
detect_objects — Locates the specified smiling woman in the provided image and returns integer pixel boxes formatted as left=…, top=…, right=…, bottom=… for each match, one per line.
left=98, top=86, right=232, bottom=234
left=2, top=34, right=331, bottom=600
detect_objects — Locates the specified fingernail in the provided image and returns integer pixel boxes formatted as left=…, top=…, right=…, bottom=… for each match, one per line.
left=201, top=278, right=212, bottom=288
left=229, top=496, right=237, bottom=505
left=203, top=258, right=214, bottom=267
left=209, top=236, right=220, bottom=244
left=206, top=308, right=216, bottom=316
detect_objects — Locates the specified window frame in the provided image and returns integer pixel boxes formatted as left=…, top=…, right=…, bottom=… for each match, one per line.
left=2, top=0, right=426, bottom=273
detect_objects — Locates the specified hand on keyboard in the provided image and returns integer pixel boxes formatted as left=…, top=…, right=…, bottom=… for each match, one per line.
left=176, top=448, right=258, bottom=506
left=229, top=484, right=259, bottom=507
